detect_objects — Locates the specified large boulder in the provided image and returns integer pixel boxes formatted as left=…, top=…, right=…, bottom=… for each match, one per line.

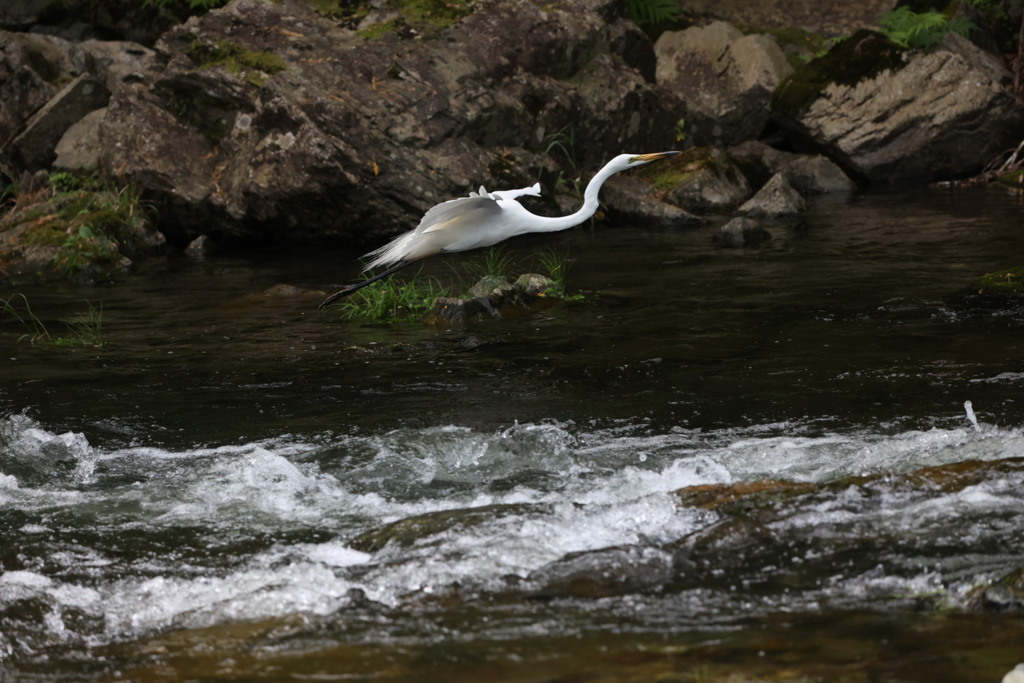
left=97, top=0, right=682, bottom=246
left=654, top=21, right=792, bottom=147
left=0, top=30, right=154, bottom=176
left=772, top=30, right=1024, bottom=184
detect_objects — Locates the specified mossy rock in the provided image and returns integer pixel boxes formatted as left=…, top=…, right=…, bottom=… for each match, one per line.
left=187, top=38, right=288, bottom=86
left=636, top=146, right=735, bottom=191
left=356, top=0, right=476, bottom=39
left=975, top=267, right=1024, bottom=297
left=0, top=172, right=163, bottom=284
left=758, top=25, right=830, bottom=70
left=771, top=29, right=905, bottom=119
left=996, top=168, right=1024, bottom=189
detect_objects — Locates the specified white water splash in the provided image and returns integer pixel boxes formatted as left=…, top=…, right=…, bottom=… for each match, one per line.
left=964, top=400, right=981, bottom=432
left=2, top=412, right=1023, bottom=650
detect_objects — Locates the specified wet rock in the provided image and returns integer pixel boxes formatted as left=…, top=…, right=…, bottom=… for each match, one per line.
left=426, top=273, right=561, bottom=323
left=184, top=234, right=216, bottom=258
left=738, top=172, right=806, bottom=218
left=713, top=216, right=771, bottom=247
left=350, top=503, right=548, bottom=553
left=654, top=21, right=792, bottom=147
left=772, top=30, right=1024, bottom=184
left=729, top=140, right=857, bottom=194
left=263, top=283, right=305, bottom=297
left=526, top=545, right=676, bottom=599
left=469, top=275, right=514, bottom=299
left=968, top=567, right=1024, bottom=612
left=429, top=296, right=496, bottom=323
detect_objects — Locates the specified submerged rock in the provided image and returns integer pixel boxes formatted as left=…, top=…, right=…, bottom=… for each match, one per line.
left=526, top=545, right=676, bottom=599
left=713, top=216, right=772, bottom=247
left=969, top=566, right=1024, bottom=612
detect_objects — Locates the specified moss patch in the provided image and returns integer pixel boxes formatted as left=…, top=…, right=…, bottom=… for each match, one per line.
left=356, top=0, right=477, bottom=38
left=0, top=170, right=159, bottom=283
left=771, top=29, right=904, bottom=119
left=975, top=267, right=1024, bottom=297
left=188, top=38, right=288, bottom=85
left=635, top=147, right=725, bottom=190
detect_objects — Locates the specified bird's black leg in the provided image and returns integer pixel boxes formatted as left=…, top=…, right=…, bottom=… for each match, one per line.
left=318, top=260, right=413, bottom=309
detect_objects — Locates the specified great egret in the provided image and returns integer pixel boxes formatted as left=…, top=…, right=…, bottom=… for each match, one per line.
left=319, top=151, right=678, bottom=308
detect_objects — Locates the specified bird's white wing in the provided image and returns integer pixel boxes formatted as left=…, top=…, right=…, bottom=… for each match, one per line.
left=419, top=195, right=502, bottom=234
left=470, top=183, right=542, bottom=202
left=363, top=195, right=504, bottom=269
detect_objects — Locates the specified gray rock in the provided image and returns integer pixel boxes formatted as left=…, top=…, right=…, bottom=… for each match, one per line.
left=513, top=273, right=556, bottom=296
left=738, top=172, right=806, bottom=217
left=729, top=140, right=856, bottom=194
left=9, top=74, right=109, bottom=170
left=0, top=31, right=82, bottom=161
left=665, top=147, right=752, bottom=212
left=655, top=21, right=792, bottom=147
left=78, top=40, right=156, bottom=92
left=773, top=30, right=1024, bottom=184
left=601, top=174, right=704, bottom=226
left=54, top=106, right=106, bottom=169
left=714, top=216, right=771, bottom=247
left=428, top=273, right=559, bottom=323
left=469, top=275, right=514, bottom=299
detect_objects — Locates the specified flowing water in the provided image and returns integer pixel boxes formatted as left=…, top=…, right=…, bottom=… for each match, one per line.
left=2, top=186, right=1024, bottom=681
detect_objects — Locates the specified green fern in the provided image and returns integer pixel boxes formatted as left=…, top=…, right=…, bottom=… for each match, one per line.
left=627, top=0, right=678, bottom=27
left=879, top=6, right=975, bottom=49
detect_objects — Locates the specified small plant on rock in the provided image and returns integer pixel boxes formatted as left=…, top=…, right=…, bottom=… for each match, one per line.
left=879, top=6, right=975, bottom=49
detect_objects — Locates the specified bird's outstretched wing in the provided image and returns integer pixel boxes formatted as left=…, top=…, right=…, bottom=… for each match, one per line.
left=470, top=183, right=542, bottom=202
left=362, top=183, right=542, bottom=270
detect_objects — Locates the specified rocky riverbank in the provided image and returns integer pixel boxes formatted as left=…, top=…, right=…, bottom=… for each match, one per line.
left=2, top=0, right=1023, bottom=284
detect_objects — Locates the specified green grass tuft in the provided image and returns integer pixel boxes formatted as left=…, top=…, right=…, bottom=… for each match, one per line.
left=333, top=271, right=451, bottom=321
left=1, top=295, right=104, bottom=346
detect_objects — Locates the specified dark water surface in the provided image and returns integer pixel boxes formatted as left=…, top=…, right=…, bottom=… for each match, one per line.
left=2, top=185, right=1024, bottom=681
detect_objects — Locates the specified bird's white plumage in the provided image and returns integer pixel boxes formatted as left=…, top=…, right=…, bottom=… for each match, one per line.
left=363, top=183, right=542, bottom=270
left=323, top=152, right=677, bottom=307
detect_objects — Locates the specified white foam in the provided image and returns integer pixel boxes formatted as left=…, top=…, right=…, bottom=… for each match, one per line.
left=3, top=413, right=1023, bottom=647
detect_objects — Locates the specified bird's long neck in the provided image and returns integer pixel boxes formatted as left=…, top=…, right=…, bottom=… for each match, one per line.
left=524, top=160, right=624, bottom=233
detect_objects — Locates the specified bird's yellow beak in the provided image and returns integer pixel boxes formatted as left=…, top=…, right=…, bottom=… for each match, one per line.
left=632, top=151, right=679, bottom=164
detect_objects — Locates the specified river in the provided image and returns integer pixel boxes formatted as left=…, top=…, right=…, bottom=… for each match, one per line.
left=2, top=185, right=1023, bottom=681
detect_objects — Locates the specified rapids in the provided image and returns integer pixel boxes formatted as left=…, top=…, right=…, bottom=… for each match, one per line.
left=2, top=185, right=1024, bottom=681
